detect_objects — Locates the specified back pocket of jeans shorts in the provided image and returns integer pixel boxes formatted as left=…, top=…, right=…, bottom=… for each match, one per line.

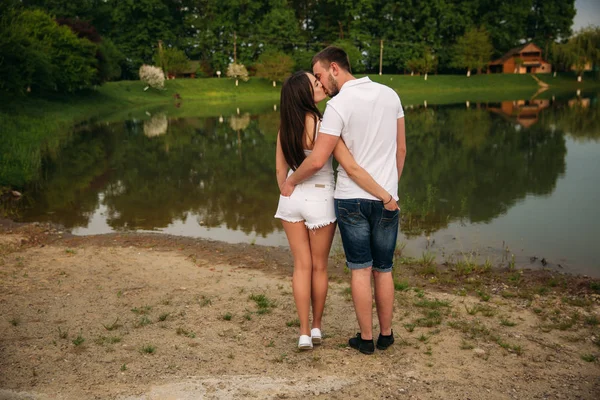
left=337, top=201, right=361, bottom=225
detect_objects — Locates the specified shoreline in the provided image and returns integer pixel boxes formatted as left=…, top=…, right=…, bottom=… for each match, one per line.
left=1, top=221, right=599, bottom=399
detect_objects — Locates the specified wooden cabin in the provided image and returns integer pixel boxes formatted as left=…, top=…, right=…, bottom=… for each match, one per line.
left=167, top=61, right=201, bottom=79
left=488, top=43, right=552, bottom=74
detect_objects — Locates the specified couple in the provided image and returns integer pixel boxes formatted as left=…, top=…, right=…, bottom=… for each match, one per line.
left=274, top=47, right=406, bottom=354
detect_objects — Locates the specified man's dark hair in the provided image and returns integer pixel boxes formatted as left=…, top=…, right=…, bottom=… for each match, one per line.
left=312, top=46, right=352, bottom=73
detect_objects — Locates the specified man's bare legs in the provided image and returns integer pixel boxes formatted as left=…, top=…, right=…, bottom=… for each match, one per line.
left=351, top=267, right=374, bottom=340
left=351, top=269, right=394, bottom=340
left=373, top=270, right=394, bottom=336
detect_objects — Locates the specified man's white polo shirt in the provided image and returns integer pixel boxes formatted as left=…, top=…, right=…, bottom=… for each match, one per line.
left=319, top=77, right=404, bottom=200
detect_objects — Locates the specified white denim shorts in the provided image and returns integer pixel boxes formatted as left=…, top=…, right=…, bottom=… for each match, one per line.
left=275, top=182, right=336, bottom=230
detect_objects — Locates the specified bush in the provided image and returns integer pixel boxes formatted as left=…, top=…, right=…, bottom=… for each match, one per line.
left=226, top=63, right=249, bottom=82
left=139, top=65, right=165, bottom=89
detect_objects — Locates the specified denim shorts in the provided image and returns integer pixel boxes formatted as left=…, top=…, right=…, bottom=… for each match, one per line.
left=334, top=199, right=399, bottom=272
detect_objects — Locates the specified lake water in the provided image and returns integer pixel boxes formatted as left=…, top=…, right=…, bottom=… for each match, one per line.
left=6, top=94, right=600, bottom=277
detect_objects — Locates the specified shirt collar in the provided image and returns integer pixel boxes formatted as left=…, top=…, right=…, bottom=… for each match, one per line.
left=340, top=76, right=371, bottom=92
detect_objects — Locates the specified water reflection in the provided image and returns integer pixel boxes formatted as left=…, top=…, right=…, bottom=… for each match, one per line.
left=487, top=99, right=550, bottom=128
left=143, top=113, right=168, bottom=137
left=3, top=95, right=599, bottom=275
left=400, top=102, right=567, bottom=236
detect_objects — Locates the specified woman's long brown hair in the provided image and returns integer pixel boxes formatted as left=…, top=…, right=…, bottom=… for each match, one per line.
left=279, top=71, right=323, bottom=170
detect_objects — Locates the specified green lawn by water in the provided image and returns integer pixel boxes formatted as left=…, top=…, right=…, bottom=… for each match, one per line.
left=96, top=72, right=598, bottom=107
left=3, top=72, right=597, bottom=120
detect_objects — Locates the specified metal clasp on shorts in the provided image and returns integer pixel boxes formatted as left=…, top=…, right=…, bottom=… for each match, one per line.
left=315, top=184, right=326, bottom=188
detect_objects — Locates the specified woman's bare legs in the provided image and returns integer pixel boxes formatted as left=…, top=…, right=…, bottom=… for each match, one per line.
left=308, top=222, right=336, bottom=330
left=282, top=221, right=312, bottom=336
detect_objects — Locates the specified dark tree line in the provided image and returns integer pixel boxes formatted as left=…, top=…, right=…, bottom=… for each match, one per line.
left=1, top=0, right=578, bottom=94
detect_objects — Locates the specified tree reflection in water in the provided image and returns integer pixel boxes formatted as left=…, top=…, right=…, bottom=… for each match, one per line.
left=9, top=96, right=598, bottom=240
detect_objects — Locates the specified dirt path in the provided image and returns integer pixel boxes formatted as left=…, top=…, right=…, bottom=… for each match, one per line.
left=0, top=224, right=599, bottom=399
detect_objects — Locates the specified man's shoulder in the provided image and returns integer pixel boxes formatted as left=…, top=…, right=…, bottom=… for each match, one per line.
left=376, top=82, right=400, bottom=99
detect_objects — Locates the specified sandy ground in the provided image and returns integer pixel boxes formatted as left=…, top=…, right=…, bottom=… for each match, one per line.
left=0, top=222, right=599, bottom=399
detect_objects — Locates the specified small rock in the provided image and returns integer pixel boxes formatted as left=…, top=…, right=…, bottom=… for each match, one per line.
left=474, top=348, right=486, bottom=357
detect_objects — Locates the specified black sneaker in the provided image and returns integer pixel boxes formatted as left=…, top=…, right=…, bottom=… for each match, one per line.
left=348, top=333, right=374, bottom=355
left=376, top=331, right=395, bottom=350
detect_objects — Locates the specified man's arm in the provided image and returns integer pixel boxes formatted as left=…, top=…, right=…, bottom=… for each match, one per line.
left=396, top=117, right=406, bottom=181
left=280, top=133, right=339, bottom=196
left=333, top=139, right=399, bottom=210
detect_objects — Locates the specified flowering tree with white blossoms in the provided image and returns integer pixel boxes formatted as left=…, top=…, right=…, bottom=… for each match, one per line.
left=139, top=65, right=165, bottom=90
left=226, top=63, right=249, bottom=86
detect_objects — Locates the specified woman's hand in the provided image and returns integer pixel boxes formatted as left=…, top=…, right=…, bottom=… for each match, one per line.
left=280, top=179, right=296, bottom=197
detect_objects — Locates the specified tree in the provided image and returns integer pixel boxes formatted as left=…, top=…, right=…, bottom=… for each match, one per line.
left=109, top=0, right=177, bottom=77
left=257, top=0, right=301, bottom=55
left=478, top=0, right=531, bottom=57
left=0, top=9, right=97, bottom=94
left=226, top=63, right=249, bottom=86
left=0, top=7, right=52, bottom=95
left=412, top=48, right=438, bottom=80
left=406, top=58, right=422, bottom=76
left=154, top=47, right=190, bottom=77
left=97, top=38, right=124, bottom=82
left=451, top=27, right=494, bottom=76
left=552, top=27, right=600, bottom=81
left=526, top=0, right=576, bottom=56
left=56, top=17, right=124, bottom=83
left=514, top=57, right=524, bottom=73
left=255, top=51, right=294, bottom=87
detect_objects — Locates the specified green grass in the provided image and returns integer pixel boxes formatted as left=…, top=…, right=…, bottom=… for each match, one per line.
left=94, top=335, right=122, bottom=345
left=158, top=313, right=170, bottom=322
left=581, top=354, right=597, bottom=362
left=394, top=279, right=411, bottom=291
left=140, top=344, right=156, bottom=354
left=136, top=315, right=152, bottom=327
left=286, top=319, right=300, bottom=327
left=131, top=306, right=152, bottom=315
left=414, top=298, right=451, bottom=309
left=249, top=293, right=276, bottom=314
left=371, top=72, right=600, bottom=105
left=72, top=334, right=85, bottom=346
left=176, top=327, right=196, bottom=338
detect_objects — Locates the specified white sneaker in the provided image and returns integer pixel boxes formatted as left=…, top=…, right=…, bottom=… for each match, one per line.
left=298, top=334, right=313, bottom=350
left=311, top=328, right=322, bottom=345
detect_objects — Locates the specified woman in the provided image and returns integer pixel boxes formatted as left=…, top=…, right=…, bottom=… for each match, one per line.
left=275, top=71, right=398, bottom=350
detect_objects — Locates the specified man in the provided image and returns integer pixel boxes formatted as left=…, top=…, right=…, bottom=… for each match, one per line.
left=281, top=47, right=406, bottom=354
